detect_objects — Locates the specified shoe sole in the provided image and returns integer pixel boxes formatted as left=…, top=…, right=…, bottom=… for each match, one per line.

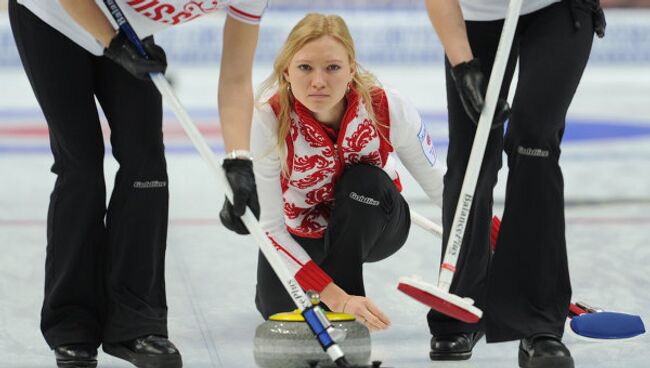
left=518, top=349, right=574, bottom=368
left=56, top=359, right=97, bottom=368
left=103, top=343, right=182, bottom=368
left=430, top=351, right=472, bottom=361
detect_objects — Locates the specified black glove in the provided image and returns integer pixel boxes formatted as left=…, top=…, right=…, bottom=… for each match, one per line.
left=104, top=31, right=167, bottom=79
left=593, top=7, right=606, bottom=38
left=219, top=158, right=260, bottom=235
left=450, top=58, right=511, bottom=129
left=569, top=0, right=606, bottom=38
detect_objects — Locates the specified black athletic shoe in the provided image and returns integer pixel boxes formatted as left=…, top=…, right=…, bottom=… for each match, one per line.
left=429, top=331, right=484, bottom=361
left=54, top=344, right=97, bottom=368
left=518, top=333, right=574, bottom=368
left=103, top=335, right=182, bottom=368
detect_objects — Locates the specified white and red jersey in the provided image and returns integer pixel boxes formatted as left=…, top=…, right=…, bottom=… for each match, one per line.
left=251, top=87, right=445, bottom=293
left=277, top=88, right=401, bottom=239
left=17, top=0, right=267, bottom=55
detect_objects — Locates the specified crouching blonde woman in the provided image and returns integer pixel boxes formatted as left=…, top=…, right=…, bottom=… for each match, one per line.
left=235, top=13, right=444, bottom=331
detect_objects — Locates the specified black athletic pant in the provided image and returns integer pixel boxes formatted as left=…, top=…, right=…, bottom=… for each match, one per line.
left=427, top=0, right=594, bottom=342
left=255, top=164, right=411, bottom=319
left=10, top=0, right=169, bottom=348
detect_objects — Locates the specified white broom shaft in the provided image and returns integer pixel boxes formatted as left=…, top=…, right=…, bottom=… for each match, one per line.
left=410, top=210, right=443, bottom=237
left=151, top=74, right=312, bottom=311
left=439, top=0, right=523, bottom=291
left=153, top=75, right=347, bottom=362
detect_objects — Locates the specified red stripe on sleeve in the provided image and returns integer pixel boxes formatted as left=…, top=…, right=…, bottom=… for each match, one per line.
left=267, top=234, right=304, bottom=267
left=265, top=234, right=332, bottom=292
left=229, top=6, right=262, bottom=21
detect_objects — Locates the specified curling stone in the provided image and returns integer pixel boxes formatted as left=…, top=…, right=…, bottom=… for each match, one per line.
left=253, top=310, right=371, bottom=368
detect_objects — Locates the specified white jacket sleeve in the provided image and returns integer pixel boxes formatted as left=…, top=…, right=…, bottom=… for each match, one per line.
left=386, top=88, right=445, bottom=208
left=251, top=104, right=333, bottom=292
left=227, top=0, right=268, bottom=25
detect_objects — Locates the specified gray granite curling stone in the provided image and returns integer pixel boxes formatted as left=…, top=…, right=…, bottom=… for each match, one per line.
left=254, top=310, right=371, bottom=368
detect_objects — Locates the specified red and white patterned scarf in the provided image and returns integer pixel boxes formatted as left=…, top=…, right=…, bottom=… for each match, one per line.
left=272, top=88, right=401, bottom=238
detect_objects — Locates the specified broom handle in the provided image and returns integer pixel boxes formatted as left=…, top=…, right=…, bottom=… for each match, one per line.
left=439, top=0, right=523, bottom=291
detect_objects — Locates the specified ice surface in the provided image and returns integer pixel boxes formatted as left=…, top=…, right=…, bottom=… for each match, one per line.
left=1, top=23, right=649, bottom=368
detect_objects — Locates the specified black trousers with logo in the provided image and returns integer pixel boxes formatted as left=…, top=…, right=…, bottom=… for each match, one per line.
left=255, top=164, right=411, bottom=319
left=427, top=0, right=594, bottom=342
left=9, top=0, right=169, bottom=348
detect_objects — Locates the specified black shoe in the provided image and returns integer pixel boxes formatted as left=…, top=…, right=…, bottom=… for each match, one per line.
left=103, top=335, right=182, bottom=368
left=54, top=345, right=97, bottom=368
left=518, top=334, right=574, bottom=368
left=429, top=331, right=484, bottom=361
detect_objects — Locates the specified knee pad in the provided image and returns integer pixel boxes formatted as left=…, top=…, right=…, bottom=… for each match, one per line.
left=334, top=164, right=398, bottom=215
left=336, top=164, right=393, bottom=197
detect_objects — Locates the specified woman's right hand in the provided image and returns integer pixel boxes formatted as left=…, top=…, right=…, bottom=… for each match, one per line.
left=450, top=58, right=510, bottom=129
left=320, top=282, right=391, bottom=331
left=339, top=295, right=391, bottom=332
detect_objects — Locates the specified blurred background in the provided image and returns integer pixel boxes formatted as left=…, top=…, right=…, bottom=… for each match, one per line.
left=1, top=1, right=649, bottom=367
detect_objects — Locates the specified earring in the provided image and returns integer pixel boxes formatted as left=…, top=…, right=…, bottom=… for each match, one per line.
left=287, top=84, right=292, bottom=92
left=346, top=82, right=351, bottom=93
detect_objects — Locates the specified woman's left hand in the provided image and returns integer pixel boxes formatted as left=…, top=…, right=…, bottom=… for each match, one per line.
left=219, top=158, right=260, bottom=234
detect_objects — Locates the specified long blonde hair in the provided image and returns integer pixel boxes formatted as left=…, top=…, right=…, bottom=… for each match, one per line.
left=257, top=13, right=382, bottom=165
